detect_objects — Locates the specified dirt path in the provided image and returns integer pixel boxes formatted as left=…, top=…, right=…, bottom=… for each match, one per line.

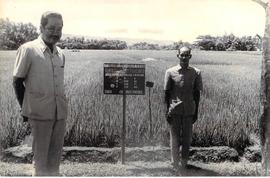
left=0, top=160, right=261, bottom=176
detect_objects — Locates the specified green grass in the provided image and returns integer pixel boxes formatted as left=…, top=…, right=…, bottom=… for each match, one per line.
left=0, top=49, right=261, bottom=151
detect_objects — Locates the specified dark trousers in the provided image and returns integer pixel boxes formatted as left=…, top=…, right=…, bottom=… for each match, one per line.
left=169, top=115, right=193, bottom=167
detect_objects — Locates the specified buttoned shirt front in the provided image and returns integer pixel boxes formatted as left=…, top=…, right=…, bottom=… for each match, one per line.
left=164, top=64, right=203, bottom=116
left=13, top=36, right=67, bottom=120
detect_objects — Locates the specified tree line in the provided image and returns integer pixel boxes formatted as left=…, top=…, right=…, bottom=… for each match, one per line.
left=58, top=37, right=127, bottom=50
left=0, top=18, right=38, bottom=50
left=0, top=18, right=262, bottom=51
left=195, top=34, right=262, bottom=51
left=0, top=18, right=128, bottom=50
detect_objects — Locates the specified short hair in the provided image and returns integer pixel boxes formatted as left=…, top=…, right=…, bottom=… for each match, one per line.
left=178, top=46, right=191, bottom=54
left=40, top=11, right=63, bottom=27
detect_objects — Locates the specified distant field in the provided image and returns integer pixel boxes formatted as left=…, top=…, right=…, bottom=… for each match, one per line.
left=0, top=50, right=261, bottom=151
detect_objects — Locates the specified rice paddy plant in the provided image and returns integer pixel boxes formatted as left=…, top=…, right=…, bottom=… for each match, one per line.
left=0, top=51, right=30, bottom=150
left=0, top=50, right=262, bottom=151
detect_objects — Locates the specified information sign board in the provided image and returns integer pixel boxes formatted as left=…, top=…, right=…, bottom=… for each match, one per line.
left=104, top=63, right=145, bottom=95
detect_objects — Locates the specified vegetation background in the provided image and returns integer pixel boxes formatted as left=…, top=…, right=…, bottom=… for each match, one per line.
left=0, top=49, right=261, bottom=153
left=0, top=18, right=262, bottom=155
left=0, top=18, right=262, bottom=51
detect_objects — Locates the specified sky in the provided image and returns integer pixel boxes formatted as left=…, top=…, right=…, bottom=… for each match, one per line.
left=0, top=0, right=267, bottom=43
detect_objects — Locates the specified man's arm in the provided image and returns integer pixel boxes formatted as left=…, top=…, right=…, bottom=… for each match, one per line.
left=13, top=45, right=31, bottom=122
left=164, top=90, right=172, bottom=124
left=165, top=90, right=170, bottom=112
left=164, top=69, right=172, bottom=123
left=164, top=70, right=172, bottom=111
left=13, top=76, right=28, bottom=122
left=13, top=77, right=25, bottom=107
left=193, top=89, right=200, bottom=124
left=193, top=70, right=203, bottom=124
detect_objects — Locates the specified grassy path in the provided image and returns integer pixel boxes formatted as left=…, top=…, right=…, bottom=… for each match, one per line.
left=0, top=160, right=261, bottom=176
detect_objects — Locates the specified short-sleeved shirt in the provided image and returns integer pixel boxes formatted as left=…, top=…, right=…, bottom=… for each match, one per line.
left=164, top=64, right=203, bottom=116
left=13, top=36, right=67, bottom=120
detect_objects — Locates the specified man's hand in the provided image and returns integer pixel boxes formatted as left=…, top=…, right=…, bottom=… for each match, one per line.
left=20, top=109, right=28, bottom=122
left=23, top=116, right=28, bottom=122
left=166, top=112, right=172, bottom=124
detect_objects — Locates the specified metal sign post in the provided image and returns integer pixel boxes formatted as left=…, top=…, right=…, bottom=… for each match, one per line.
left=146, top=81, right=154, bottom=141
left=104, top=63, right=145, bottom=164
left=121, top=89, right=126, bottom=164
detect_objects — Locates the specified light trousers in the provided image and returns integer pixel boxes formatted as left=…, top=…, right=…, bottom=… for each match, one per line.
left=29, top=118, right=66, bottom=176
left=169, top=115, right=193, bottom=167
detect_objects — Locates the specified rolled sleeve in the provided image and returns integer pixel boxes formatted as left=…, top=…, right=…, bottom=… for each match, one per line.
left=13, top=46, right=31, bottom=78
left=164, top=70, right=172, bottom=91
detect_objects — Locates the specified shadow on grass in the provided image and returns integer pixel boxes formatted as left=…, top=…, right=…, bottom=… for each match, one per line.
left=182, top=164, right=221, bottom=176
left=128, top=163, right=221, bottom=176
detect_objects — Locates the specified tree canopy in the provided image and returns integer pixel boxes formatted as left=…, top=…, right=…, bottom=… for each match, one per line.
left=195, top=34, right=261, bottom=51
left=0, top=18, right=38, bottom=50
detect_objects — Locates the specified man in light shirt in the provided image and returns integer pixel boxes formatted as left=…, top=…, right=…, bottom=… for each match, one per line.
left=13, top=11, right=67, bottom=176
left=164, top=46, right=202, bottom=173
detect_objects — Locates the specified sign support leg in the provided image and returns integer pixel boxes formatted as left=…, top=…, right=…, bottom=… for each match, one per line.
left=121, top=90, right=126, bottom=164
left=149, top=87, right=152, bottom=140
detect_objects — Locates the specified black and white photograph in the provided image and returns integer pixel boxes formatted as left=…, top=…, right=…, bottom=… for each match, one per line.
left=0, top=0, right=270, bottom=176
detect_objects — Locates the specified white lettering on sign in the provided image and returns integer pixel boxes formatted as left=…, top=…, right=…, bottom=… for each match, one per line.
left=103, top=63, right=145, bottom=95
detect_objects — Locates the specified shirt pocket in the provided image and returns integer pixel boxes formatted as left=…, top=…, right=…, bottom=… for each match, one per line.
left=29, top=91, right=46, bottom=99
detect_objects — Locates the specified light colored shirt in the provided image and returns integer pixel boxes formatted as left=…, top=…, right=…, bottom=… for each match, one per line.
left=13, top=36, right=67, bottom=120
left=164, top=64, right=203, bottom=116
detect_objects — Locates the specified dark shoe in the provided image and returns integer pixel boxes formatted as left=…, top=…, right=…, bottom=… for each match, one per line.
left=181, top=160, right=188, bottom=168
left=170, top=162, right=181, bottom=176
left=179, top=161, right=189, bottom=176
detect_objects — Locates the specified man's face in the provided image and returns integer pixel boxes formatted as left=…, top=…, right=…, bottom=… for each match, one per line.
left=178, top=50, right=191, bottom=69
left=41, top=17, right=63, bottom=45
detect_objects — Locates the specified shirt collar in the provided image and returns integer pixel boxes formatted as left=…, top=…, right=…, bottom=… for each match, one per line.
left=37, top=35, right=59, bottom=55
left=177, top=64, right=191, bottom=70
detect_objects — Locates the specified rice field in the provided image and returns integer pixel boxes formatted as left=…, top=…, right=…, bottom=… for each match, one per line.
left=0, top=49, right=262, bottom=152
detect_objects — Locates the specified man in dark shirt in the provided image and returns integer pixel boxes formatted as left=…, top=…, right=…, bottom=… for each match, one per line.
left=164, top=46, right=202, bottom=172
